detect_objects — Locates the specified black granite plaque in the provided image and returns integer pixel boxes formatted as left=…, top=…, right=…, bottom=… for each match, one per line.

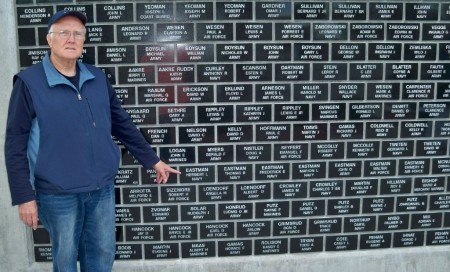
left=293, top=123, right=327, bottom=141
left=159, top=106, right=195, bottom=124
left=360, top=233, right=391, bottom=249
left=161, top=185, right=196, bottom=203
left=86, top=25, right=114, bottom=44
left=411, top=213, right=442, bottom=229
left=156, top=23, right=194, bottom=42
left=236, top=64, right=272, bottom=82
left=416, top=140, right=447, bottom=157
left=328, top=161, right=362, bottom=178
left=137, top=45, right=174, bottom=63
left=421, top=63, right=450, bottom=80
left=310, top=180, right=343, bottom=198
left=237, top=183, right=271, bottom=200
left=406, top=3, right=439, bottom=21
left=218, top=203, right=252, bottom=220
left=403, top=83, right=434, bottom=100
left=393, top=231, right=424, bottom=247
left=125, top=225, right=160, bottom=241
left=344, top=216, right=376, bottom=232
left=179, top=165, right=215, bottom=183
left=369, top=2, right=403, bottom=21
left=440, top=44, right=450, bottom=60
left=291, top=237, right=324, bottom=253
left=158, top=65, right=195, bottom=83
left=136, top=3, right=174, bottom=22
left=255, top=84, right=291, bottom=101
left=118, top=66, right=155, bottom=85
left=17, top=6, right=52, bottom=26
left=364, top=160, right=396, bottom=177
left=313, top=23, right=348, bottom=40
left=217, top=125, right=253, bottom=143
left=163, top=224, right=197, bottom=241
left=345, top=179, right=378, bottom=196
left=274, top=144, right=308, bottom=161
left=414, top=177, right=446, bottom=193
left=432, top=158, right=450, bottom=175
left=33, top=228, right=50, bottom=244
left=387, top=23, right=420, bottom=40
left=292, top=200, right=325, bottom=217
left=97, top=3, right=133, bottom=22
left=294, top=83, right=329, bottom=101
left=198, top=145, right=234, bottom=163
left=122, top=187, right=157, bottom=204
left=368, top=43, right=401, bottom=61
left=137, top=85, right=174, bottom=104
left=257, top=44, right=291, bottom=61
left=275, top=23, right=310, bottom=40
left=236, top=104, right=271, bottom=122
left=381, top=140, right=414, bottom=157
left=273, top=182, right=307, bottom=199
left=401, top=121, right=433, bottom=138
left=98, top=46, right=135, bottom=64
left=436, top=82, right=450, bottom=100
left=311, top=142, right=345, bottom=160
left=396, top=196, right=428, bottom=212
left=309, top=218, right=342, bottom=234
left=216, top=2, right=253, bottom=20
left=217, top=164, right=253, bottom=182
left=237, top=221, right=270, bottom=238
left=256, top=2, right=291, bottom=20
left=399, top=159, right=430, bottom=176
left=256, top=125, right=291, bottom=141
left=273, top=219, right=307, bottom=236
left=177, top=44, right=214, bottom=62
left=255, top=238, right=288, bottom=255
left=176, top=2, right=213, bottom=21
left=332, top=43, right=365, bottom=61
left=34, top=246, right=52, bottom=262
left=196, top=23, right=233, bottom=41
left=99, top=66, right=116, bottom=85
left=114, top=87, right=135, bottom=105
left=20, top=49, right=48, bottom=67
left=236, top=23, right=272, bottom=40
left=426, top=230, right=450, bottom=246
left=330, top=122, right=364, bottom=139
left=18, top=28, right=35, bottom=46
left=115, top=244, right=142, bottom=260
left=429, top=194, right=450, bottom=210
left=200, top=222, right=234, bottom=239
left=350, top=23, right=384, bottom=40
left=313, top=63, right=347, bottom=81
left=378, top=214, right=409, bottom=231
left=346, top=141, right=380, bottom=158
left=236, top=144, right=271, bottom=162
left=419, top=102, right=450, bottom=118
left=292, top=162, right=327, bottom=179
left=404, top=44, right=436, bottom=61
left=255, top=163, right=290, bottom=181
left=443, top=4, right=450, bottom=20
left=367, top=83, right=400, bottom=100
left=179, top=126, right=214, bottom=144
left=332, top=2, right=366, bottom=20
left=116, top=168, right=139, bottom=186
left=144, top=243, right=179, bottom=259
left=386, top=63, right=418, bottom=80
left=143, top=205, right=178, bottom=223
left=380, top=178, right=412, bottom=195
left=275, top=64, right=309, bottom=81
left=255, top=201, right=289, bottom=219
left=216, top=44, right=252, bottom=62
left=199, top=184, right=234, bottom=202
left=116, top=206, right=141, bottom=224
left=312, top=103, right=346, bottom=120
left=217, top=84, right=252, bottom=102
left=117, top=24, right=153, bottom=43
left=362, top=197, right=395, bottom=214
left=124, top=107, right=156, bottom=125
left=181, top=204, right=215, bottom=221
left=350, top=63, right=383, bottom=80
left=122, top=149, right=155, bottom=167
left=197, top=64, right=233, bottom=82
left=218, top=240, right=252, bottom=257
left=294, top=2, right=329, bottom=20
left=435, top=121, right=450, bottom=137
left=178, top=85, right=214, bottom=103
left=328, top=198, right=360, bottom=215
left=141, top=127, right=176, bottom=145
left=294, top=43, right=329, bottom=61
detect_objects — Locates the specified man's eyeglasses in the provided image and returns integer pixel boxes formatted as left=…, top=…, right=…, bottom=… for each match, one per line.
left=49, top=30, right=85, bottom=40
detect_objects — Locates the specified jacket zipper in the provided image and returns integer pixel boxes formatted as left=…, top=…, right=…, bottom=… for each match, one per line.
left=80, top=93, right=96, bottom=127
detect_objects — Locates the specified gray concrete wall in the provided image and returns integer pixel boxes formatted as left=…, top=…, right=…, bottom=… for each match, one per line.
left=0, top=1, right=449, bottom=272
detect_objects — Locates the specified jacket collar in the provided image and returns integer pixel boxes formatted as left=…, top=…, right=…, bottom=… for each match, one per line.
left=43, top=52, right=95, bottom=90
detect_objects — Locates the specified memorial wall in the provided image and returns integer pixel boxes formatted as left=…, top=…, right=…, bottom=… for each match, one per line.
left=15, top=0, right=450, bottom=262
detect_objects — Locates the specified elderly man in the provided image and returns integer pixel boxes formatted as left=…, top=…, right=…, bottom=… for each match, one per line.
left=4, top=10, right=180, bottom=272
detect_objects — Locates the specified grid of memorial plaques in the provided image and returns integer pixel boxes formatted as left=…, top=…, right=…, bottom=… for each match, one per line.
left=16, top=0, right=450, bottom=262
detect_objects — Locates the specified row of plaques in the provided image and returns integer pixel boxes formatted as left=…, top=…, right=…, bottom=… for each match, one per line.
left=34, top=228, right=450, bottom=261
left=16, top=2, right=450, bottom=25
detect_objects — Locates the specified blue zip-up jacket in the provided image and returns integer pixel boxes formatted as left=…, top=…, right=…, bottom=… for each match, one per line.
left=5, top=53, right=160, bottom=205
